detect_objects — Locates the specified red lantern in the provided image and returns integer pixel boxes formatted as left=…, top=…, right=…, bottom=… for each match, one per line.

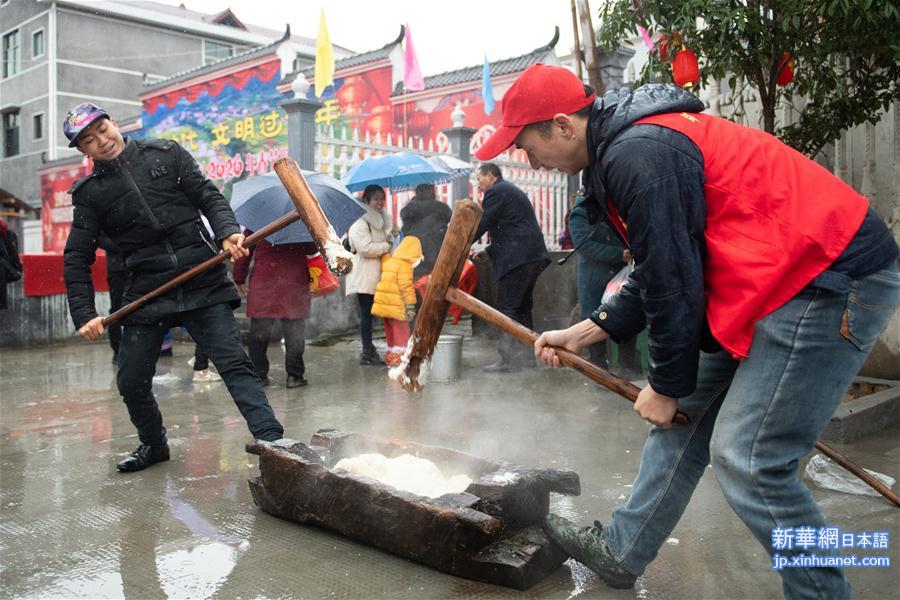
left=672, top=48, right=699, bottom=88
left=342, top=104, right=364, bottom=129
left=407, top=109, right=431, bottom=138
left=392, top=102, right=407, bottom=124
left=363, top=105, right=393, bottom=137
left=776, top=52, right=795, bottom=86
left=336, top=76, right=370, bottom=109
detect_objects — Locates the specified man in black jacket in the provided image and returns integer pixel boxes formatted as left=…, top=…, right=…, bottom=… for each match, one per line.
left=63, top=102, right=285, bottom=472
left=473, top=163, right=550, bottom=372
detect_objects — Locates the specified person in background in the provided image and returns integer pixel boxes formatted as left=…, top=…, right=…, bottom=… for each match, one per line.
left=190, top=337, right=221, bottom=383
left=233, top=231, right=317, bottom=388
left=159, top=329, right=174, bottom=357
left=557, top=194, right=575, bottom=250
left=399, top=183, right=452, bottom=279
left=568, top=193, right=642, bottom=378
left=372, top=235, right=423, bottom=366
left=345, top=184, right=393, bottom=366
left=63, top=102, right=285, bottom=473
left=473, top=162, right=550, bottom=372
left=0, top=217, right=22, bottom=311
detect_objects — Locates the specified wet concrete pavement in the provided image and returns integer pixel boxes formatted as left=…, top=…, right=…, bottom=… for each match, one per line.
left=1, top=324, right=898, bottom=599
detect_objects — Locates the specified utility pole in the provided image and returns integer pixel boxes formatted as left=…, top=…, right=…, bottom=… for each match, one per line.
left=576, top=0, right=604, bottom=94
left=570, top=0, right=585, bottom=81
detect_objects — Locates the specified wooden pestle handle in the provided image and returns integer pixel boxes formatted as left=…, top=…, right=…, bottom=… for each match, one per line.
left=101, top=211, right=300, bottom=327
left=813, top=441, right=900, bottom=507
left=403, top=200, right=483, bottom=390
left=444, top=287, right=690, bottom=426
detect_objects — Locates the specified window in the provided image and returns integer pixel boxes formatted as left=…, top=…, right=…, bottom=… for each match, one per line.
left=32, top=28, right=43, bottom=59
left=33, top=112, right=43, bottom=141
left=2, top=29, right=20, bottom=78
left=203, top=40, right=233, bottom=65
left=3, top=111, right=19, bottom=157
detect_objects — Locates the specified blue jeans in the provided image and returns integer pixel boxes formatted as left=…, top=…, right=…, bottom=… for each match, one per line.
left=602, top=262, right=900, bottom=599
left=116, top=302, right=284, bottom=445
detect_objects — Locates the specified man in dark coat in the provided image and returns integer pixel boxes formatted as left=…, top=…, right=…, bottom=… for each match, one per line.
left=400, top=183, right=452, bottom=279
left=62, top=102, right=285, bottom=473
left=473, top=162, right=550, bottom=372
left=568, top=193, right=642, bottom=378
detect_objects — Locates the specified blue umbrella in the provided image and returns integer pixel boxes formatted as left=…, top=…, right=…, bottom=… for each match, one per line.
left=341, top=151, right=453, bottom=192
left=230, top=171, right=365, bottom=245
left=427, top=154, right=474, bottom=182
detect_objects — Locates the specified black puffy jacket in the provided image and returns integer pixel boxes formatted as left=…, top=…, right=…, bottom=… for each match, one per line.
left=64, top=137, right=241, bottom=328
left=400, top=196, right=452, bottom=279
left=473, top=180, right=550, bottom=280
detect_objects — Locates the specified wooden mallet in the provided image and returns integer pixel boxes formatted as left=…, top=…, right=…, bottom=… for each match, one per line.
left=395, top=200, right=900, bottom=507
left=100, top=158, right=353, bottom=327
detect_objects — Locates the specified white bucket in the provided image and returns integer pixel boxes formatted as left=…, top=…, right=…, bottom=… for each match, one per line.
left=429, top=335, right=463, bottom=382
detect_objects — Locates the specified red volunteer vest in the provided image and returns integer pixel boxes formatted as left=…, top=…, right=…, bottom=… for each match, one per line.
left=613, top=112, right=869, bottom=358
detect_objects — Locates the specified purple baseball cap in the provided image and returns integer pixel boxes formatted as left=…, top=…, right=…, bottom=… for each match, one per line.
left=63, top=102, right=110, bottom=147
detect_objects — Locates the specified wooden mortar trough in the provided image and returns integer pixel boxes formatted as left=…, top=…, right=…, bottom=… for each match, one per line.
left=245, top=428, right=581, bottom=590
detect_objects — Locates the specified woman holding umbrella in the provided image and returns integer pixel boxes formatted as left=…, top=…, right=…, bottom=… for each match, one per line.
left=346, top=185, right=394, bottom=365
left=229, top=169, right=367, bottom=376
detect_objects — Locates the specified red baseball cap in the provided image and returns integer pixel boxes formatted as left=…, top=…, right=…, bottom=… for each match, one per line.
left=475, top=63, right=595, bottom=160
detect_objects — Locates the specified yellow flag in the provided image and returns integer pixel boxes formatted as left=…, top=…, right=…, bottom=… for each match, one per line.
left=314, top=9, right=335, bottom=98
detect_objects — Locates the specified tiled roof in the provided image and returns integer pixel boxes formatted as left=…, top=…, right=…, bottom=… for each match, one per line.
left=282, top=26, right=405, bottom=87
left=390, top=27, right=559, bottom=96
left=141, top=37, right=287, bottom=94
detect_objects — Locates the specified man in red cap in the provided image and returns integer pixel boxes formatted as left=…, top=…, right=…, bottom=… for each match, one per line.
left=476, top=64, right=898, bottom=597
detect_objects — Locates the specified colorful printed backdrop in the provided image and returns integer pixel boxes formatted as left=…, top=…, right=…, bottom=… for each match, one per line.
left=141, top=60, right=290, bottom=199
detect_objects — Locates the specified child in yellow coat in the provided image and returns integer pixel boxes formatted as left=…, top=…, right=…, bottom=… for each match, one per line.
left=371, top=235, right=424, bottom=366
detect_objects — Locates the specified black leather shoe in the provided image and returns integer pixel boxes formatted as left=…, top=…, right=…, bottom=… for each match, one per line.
left=482, top=360, right=521, bottom=373
left=116, top=444, right=170, bottom=472
left=286, top=375, right=308, bottom=388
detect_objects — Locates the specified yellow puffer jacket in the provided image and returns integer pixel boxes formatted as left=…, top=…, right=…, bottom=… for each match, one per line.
left=372, top=236, right=423, bottom=321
